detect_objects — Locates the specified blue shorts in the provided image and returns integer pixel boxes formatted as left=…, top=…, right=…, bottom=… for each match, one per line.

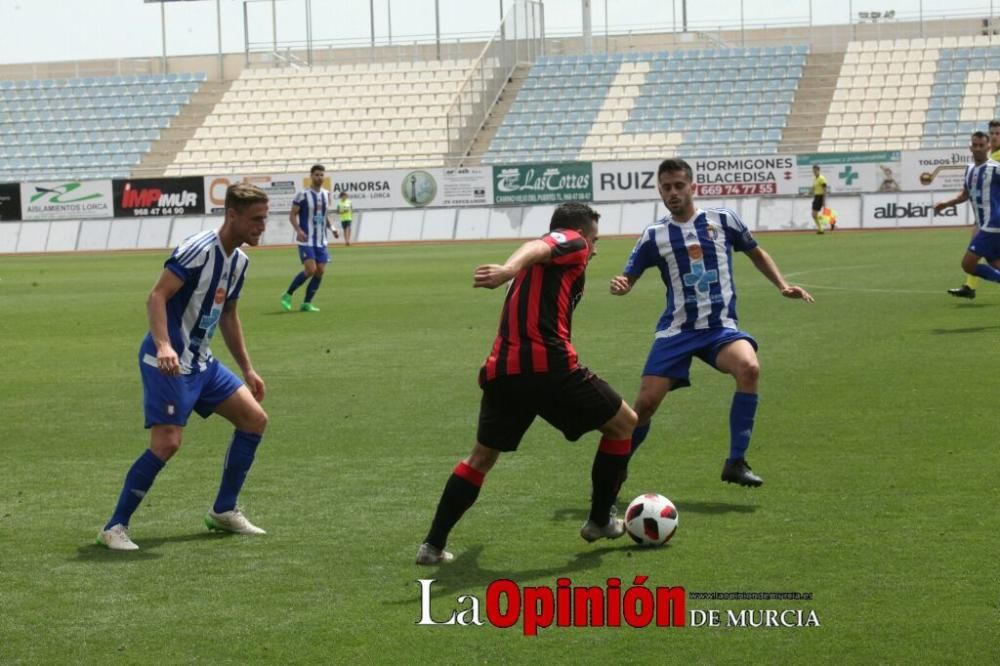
left=139, top=353, right=243, bottom=428
left=298, top=245, right=330, bottom=264
left=968, top=230, right=1000, bottom=262
left=642, top=328, right=758, bottom=389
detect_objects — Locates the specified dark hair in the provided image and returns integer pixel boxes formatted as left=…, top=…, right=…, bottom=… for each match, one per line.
left=339, top=190, right=347, bottom=196
left=972, top=130, right=989, bottom=141
left=657, top=158, right=693, bottom=181
left=550, top=202, right=600, bottom=232
left=989, top=119, right=1000, bottom=129
left=225, top=183, right=268, bottom=212
left=311, top=164, right=325, bottom=174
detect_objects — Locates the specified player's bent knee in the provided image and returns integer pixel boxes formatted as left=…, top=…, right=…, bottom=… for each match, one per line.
left=150, top=426, right=183, bottom=460
left=601, top=402, right=638, bottom=440
left=242, top=407, right=268, bottom=434
left=466, top=443, right=500, bottom=473
left=739, top=362, right=760, bottom=385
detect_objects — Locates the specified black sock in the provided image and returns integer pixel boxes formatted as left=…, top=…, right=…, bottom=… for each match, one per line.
left=589, top=437, right=631, bottom=526
left=424, top=461, right=484, bottom=550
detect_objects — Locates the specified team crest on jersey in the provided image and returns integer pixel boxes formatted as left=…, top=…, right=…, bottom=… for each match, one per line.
left=214, top=287, right=226, bottom=304
left=705, top=224, right=719, bottom=240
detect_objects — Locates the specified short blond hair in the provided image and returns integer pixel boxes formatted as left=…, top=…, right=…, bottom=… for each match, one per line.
left=225, top=183, right=268, bottom=213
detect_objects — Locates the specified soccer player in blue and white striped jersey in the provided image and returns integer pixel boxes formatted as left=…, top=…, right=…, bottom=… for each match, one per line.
left=610, top=158, right=813, bottom=488
left=97, top=184, right=271, bottom=551
left=935, top=131, right=1000, bottom=289
left=280, top=164, right=338, bottom=313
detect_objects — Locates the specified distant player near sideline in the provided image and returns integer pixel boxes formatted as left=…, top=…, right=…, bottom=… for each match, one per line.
left=947, top=121, right=1000, bottom=299
left=416, top=203, right=638, bottom=565
left=810, top=164, right=828, bottom=233
left=98, top=184, right=270, bottom=551
left=935, top=131, right=1000, bottom=290
left=280, top=164, right=337, bottom=313
left=336, top=190, right=353, bottom=247
left=610, top=158, right=814, bottom=489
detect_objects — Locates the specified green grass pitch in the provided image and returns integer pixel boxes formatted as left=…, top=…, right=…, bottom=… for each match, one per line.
left=1, top=228, right=997, bottom=663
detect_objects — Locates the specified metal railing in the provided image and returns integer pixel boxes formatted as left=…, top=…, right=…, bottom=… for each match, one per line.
left=442, top=1, right=543, bottom=167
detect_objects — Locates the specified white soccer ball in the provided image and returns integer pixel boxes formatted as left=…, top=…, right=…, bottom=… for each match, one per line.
left=625, top=493, right=678, bottom=546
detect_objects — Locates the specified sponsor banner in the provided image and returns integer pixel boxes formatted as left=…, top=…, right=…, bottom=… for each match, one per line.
left=439, top=167, right=492, bottom=207
left=863, top=192, right=966, bottom=228
left=330, top=168, right=439, bottom=209
left=0, top=182, right=21, bottom=221
left=20, top=180, right=113, bottom=220
left=593, top=160, right=659, bottom=202
left=796, top=151, right=902, bottom=195
left=113, top=177, right=204, bottom=217
left=493, top=162, right=593, bottom=204
left=690, top=156, right=797, bottom=197
left=204, top=174, right=299, bottom=215
left=899, top=149, right=971, bottom=192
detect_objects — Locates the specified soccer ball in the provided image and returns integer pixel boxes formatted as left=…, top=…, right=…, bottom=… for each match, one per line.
left=625, top=493, right=678, bottom=546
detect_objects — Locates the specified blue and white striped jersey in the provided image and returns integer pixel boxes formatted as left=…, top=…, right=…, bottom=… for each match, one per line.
left=964, top=160, right=1000, bottom=233
left=140, top=229, right=249, bottom=374
left=624, top=208, right=758, bottom=338
left=293, top=187, right=332, bottom=247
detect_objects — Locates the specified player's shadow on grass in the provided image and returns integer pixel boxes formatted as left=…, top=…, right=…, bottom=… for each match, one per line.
left=668, top=499, right=756, bottom=515
left=931, top=324, right=1000, bottom=334
left=72, top=531, right=231, bottom=562
left=389, top=543, right=627, bottom=605
left=550, top=500, right=754, bottom=524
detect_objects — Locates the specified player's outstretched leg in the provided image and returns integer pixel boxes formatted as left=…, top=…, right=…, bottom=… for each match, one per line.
left=282, top=271, right=307, bottom=310
left=581, top=436, right=631, bottom=542
left=300, top=275, right=323, bottom=312
left=97, top=448, right=167, bottom=550
left=581, top=401, right=637, bottom=542
left=720, top=391, right=763, bottom=487
left=206, top=431, right=266, bottom=534
left=417, top=451, right=495, bottom=565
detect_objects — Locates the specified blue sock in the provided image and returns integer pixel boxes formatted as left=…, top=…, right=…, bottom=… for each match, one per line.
left=728, top=392, right=759, bottom=462
left=212, top=431, right=263, bottom=513
left=286, top=271, right=307, bottom=294
left=304, top=275, right=323, bottom=303
left=105, top=449, right=165, bottom=530
left=629, top=422, right=651, bottom=459
left=972, top=264, right=1000, bottom=283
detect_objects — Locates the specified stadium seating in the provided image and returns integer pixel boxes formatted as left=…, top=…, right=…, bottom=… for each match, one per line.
left=822, top=34, right=1000, bottom=152
left=0, top=73, right=204, bottom=182
left=168, top=59, right=493, bottom=174
left=483, top=45, right=807, bottom=164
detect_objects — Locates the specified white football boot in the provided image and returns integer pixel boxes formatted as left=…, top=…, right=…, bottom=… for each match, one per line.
left=205, top=507, right=266, bottom=535
left=96, top=524, right=140, bottom=551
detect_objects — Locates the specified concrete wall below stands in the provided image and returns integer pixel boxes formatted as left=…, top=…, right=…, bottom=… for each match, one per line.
left=0, top=194, right=968, bottom=254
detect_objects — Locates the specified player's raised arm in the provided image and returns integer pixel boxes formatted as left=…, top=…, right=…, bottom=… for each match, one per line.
left=745, top=246, right=815, bottom=303
left=146, top=269, right=185, bottom=376
left=473, top=239, right=552, bottom=289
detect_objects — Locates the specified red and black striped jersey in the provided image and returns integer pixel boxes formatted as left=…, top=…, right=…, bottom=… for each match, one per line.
left=480, top=229, right=590, bottom=384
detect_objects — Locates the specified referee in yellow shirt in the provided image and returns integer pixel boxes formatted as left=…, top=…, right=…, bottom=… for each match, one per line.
left=811, top=165, right=828, bottom=234
left=336, top=191, right=353, bottom=247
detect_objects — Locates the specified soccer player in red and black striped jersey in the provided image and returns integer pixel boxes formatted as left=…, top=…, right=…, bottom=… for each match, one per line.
left=416, top=203, right=639, bottom=565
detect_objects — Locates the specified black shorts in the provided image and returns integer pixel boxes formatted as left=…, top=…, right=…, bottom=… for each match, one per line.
left=811, top=195, right=825, bottom=212
left=341, top=220, right=352, bottom=228
left=476, top=367, right=623, bottom=452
